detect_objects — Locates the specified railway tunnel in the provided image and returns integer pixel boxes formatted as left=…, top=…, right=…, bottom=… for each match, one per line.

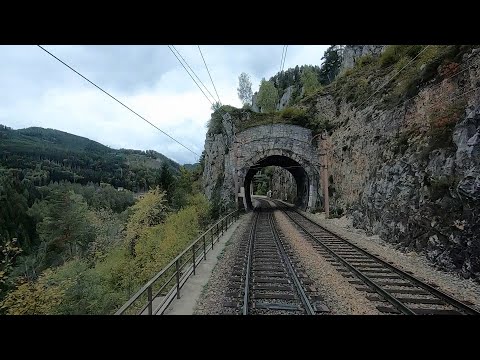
left=230, top=124, right=322, bottom=213
left=243, top=155, right=308, bottom=210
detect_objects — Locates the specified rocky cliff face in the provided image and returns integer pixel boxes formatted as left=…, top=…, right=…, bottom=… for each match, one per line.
left=251, top=85, right=300, bottom=113
left=202, top=46, right=480, bottom=281
left=276, top=85, right=296, bottom=111
left=270, top=167, right=297, bottom=203
left=327, top=48, right=480, bottom=280
left=340, top=45, right=386, bottom=70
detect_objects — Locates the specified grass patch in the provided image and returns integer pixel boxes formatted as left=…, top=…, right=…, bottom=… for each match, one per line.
left=379, top=45, right=474, bottom=108
left=331, top=45, right=477, bottom=111
left=223, top=106, right=311, bottom=132
left=427, top=99, right=466, bottom=151
left=391, top=126, right=421, bottom=155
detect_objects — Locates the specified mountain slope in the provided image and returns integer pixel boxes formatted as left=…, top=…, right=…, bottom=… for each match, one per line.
left=0, top=125, right=180, bottom=192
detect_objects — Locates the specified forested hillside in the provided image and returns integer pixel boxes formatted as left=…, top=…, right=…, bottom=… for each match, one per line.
left=0, top=125, right=180, bottom=191
left=0, top=125, right=209, bottom=314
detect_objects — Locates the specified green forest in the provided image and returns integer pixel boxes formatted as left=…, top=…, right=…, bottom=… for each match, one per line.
left=0, top=125, right=217, bottom=315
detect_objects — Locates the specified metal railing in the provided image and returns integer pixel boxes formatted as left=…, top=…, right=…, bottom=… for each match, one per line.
left=115, top=209, right=241, bottom=315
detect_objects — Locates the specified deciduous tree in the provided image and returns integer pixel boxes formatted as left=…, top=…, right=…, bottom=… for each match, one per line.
left=257, top=79, right=278, bottom=112
left=237, top=72, right=253, bottom=106
left=301, top=67, right=321, bottom=96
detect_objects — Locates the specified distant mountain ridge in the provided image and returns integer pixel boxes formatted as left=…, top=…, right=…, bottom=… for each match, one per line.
left=0, top=124, right=181, bottom=192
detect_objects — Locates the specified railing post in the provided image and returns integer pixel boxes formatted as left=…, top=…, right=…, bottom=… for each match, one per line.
left=175, top=259, right=180, bottom=299
left=203, top=235, right=206, bottom=260
left=192, top=243, right=196, bottom=275
left=147, top=286, right=153, bottom=315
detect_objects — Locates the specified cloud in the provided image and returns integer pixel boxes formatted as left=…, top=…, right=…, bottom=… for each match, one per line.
left=0, top=45, right=330, bottom=164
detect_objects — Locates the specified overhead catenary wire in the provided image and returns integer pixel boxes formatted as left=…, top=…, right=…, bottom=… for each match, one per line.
left=279, top=45, right=286, bottom=74
left=37, top=45, right=200, bottom=159
left=282, top=45, right=288, bottom=72
left=197, top=45, right=221, bottom=104
left=167, top=45, right=214, bottom=107
left=169, top=45, right=217, bottom=105
left=168, top=45, right=233, bottom=147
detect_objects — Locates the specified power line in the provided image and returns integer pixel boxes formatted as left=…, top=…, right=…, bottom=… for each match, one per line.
left=279, top=45, right=286, bottom=74
left=167, top=45, right=213, bottom=107
left=282, top=45, right=289, bottom=72
left=169, top=45, right=217, bottom=105
left=198, top=45, right=221, bottom=104
left=37, top=45, right=200, bottom=159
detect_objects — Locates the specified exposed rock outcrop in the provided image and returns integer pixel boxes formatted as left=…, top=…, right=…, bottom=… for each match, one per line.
left=341, top=49, right=480, bottom=280
left=251, top=92, right=260, bottom=112
left=276, top=85, right=296, bottom=111
left=270, top=167, right=297, bottom=203
left=341, top=45, right=386, bottom=70
left=202, top=46, right=480, bottom=281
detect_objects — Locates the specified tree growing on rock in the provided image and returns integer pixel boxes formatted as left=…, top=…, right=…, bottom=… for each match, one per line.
left=257, top=79, right=278, bottom=113
left=319, top=45, right=344, bottom=85
left=237, top=73, right=253, bottom=107
left=211, top=101, right=222, bottom=112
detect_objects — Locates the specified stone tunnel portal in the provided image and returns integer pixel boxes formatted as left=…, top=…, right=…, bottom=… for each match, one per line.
left=244, top=155, right=309, bottom=211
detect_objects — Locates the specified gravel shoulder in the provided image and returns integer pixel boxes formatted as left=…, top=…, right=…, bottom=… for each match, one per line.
left=193, top=213, right=252, bottom=315
left=274, top=210, right=380, bottom=315
left=298, top=209, right=480, bottom=309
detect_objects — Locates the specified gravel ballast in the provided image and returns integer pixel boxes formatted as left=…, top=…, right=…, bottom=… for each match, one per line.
left=300, top=210, right=480, bottom=310
left=274, top=210, right=381, bottom=315
left=193, top=213, right=252, bottom=315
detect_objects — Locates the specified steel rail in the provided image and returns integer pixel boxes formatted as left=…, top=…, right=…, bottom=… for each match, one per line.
left=242, top=212, right=258, bottom=315
left=281, top=209, right=415, bottom=314
left=268, top=212, right=315, bottom=315
left=277, top=203, right=480, bottom=315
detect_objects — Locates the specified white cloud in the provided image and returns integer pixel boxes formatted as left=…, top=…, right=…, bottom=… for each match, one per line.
left=0, top=45, right=331, bottom=164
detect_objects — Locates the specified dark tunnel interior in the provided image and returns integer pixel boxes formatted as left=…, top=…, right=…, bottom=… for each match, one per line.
left=244, top=155, right=309, bottom=210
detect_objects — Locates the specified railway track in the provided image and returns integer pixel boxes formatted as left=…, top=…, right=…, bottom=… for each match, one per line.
left=223, top=203, right=329, bottom=315
left=270, top=200, right=480, bottom=315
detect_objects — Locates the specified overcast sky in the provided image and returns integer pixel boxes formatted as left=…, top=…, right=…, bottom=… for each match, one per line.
left=0, top=45, right=329, bottom=164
